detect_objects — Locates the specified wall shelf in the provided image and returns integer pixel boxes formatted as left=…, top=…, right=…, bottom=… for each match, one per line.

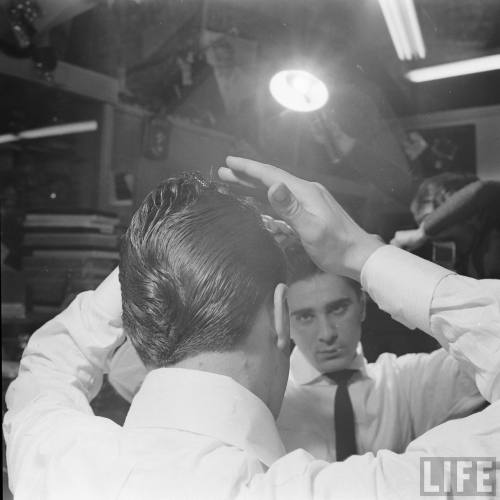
left=0, top=53, right=119, bottom=104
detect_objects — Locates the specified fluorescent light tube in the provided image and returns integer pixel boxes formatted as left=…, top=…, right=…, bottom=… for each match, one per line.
left=406, top=54, right=500, bottom=82
left=0, top=121, right=98, bottom=145
left=401, top=0, right=426, bottom=59
left=378, top=0, right=426, bottom=60
left=20, top=121, right=98, bottom=139
left=0, top=134, right=17, bottom=145
left=379, top=0, right=409, bottom=60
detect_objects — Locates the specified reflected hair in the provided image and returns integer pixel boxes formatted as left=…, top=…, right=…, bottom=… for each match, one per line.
left=284, top=242, right=361, bottom=295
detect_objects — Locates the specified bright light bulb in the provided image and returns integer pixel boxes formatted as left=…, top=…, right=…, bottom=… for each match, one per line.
left=269, top=70, right=329, bottom=112
left=290, top=74, right=311, bottom=95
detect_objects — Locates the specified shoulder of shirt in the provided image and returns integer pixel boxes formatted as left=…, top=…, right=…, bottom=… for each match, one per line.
left=365, top=351, right=408, bottom=377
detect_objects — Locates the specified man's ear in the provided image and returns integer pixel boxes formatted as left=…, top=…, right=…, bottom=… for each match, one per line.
left=274, top=283, right=289, bottom=350
left=360, top=290, right=367, bottom=323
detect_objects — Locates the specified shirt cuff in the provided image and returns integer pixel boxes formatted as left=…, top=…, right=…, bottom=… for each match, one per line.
left=92, top=267, right=123, bottom=320
left=360, top=245, right=453, bottom=332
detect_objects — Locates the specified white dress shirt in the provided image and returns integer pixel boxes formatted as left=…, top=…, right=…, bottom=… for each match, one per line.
left=278, top=343, right=483, bottom=460
left=4, top=246, right=500, bottom=499
left=109, top=338, right=485, bottom=462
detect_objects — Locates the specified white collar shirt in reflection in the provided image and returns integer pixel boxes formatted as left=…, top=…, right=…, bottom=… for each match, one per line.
left=278, top=341, right=483, bottom=461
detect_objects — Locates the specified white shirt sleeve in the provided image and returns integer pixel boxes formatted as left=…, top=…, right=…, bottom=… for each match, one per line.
left=3, top=250, right=500, bottom=500
left=5, top=268, right=123, bottom=411
left=394, top=349, right=484, bottom=438
left=247, top=402, right=500, bottom=500
left=361, top=245, right=500, bottom=403
left=3, top=268, right=125, bottom=491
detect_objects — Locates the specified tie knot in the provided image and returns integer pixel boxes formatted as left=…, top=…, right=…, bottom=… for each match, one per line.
left=326, top=369, right=357, bottom=385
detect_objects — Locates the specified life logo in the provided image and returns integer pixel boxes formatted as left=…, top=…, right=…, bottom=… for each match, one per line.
left=420, top=457, right=497, bottom=497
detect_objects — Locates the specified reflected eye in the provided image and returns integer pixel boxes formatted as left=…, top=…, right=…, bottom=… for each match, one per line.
left=293, top=312, right=315, bottom=325
left=327, top=300, right=350, bottom=316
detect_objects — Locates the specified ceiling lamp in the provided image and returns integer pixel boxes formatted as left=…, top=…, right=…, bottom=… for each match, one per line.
left=406, top=54, right=500, bottom=82
left=269, top=70, right=329, bottom=112
left=0, top=121, right=98, bottom=145
left=378, top=0, right=426, bottom=60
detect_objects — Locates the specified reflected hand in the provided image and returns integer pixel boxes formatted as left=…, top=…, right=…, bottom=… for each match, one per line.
left=261, top=215, right=297, bottom=247
left=390, top=227, right=428, bottom=251
left=219, top=156, right=384, bottom=280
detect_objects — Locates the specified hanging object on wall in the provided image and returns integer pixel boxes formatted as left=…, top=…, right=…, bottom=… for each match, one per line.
left=142, top=116, right=170, bottom=160
left=4, top=0, right=58, bottom=82
left=202, top=30, right=257, bottom=116
left=7, top=0, right=42, bottom=50
left=176, top=51, right=195, bottom=87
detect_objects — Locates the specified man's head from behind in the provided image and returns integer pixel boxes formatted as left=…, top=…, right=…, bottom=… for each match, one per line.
left=285, top=243, right=365, bottom=374
left=119, top=174, right=289, bottom=416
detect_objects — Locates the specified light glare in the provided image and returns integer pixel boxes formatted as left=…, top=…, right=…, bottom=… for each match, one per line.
left=269, top=70, right=329, bottom=112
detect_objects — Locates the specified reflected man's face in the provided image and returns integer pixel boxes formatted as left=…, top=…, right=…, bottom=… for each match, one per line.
left=287, top=273, right=365, bottom=373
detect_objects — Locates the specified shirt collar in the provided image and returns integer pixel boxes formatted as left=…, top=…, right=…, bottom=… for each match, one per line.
left=124, top=367, right=286, bottom=468
left=289, top=344, right=368, bottom=385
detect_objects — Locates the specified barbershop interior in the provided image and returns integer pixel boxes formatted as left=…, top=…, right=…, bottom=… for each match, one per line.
left=1, top=0, right=499, bottom=497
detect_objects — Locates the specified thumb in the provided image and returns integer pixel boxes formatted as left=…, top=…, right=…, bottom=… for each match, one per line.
left=268, top=183, right=312, bottom=234
left=268, top=183, right=297, bottom=216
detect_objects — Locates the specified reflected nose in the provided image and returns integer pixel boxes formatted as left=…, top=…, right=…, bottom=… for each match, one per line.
left=317, top=314, right=338, bottom=344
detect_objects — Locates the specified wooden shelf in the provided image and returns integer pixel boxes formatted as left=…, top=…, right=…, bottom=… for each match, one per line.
left=0, top=53, right=119, bottom=104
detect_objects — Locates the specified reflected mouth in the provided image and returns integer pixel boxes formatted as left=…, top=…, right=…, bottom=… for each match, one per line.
left=318, top=347, right=343, bottom=358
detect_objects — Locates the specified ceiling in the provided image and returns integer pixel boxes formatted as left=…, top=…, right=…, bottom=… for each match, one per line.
left=1, top=0, right=499, bottom=117
left=222, top=0, right=500, bottom=115
left=1, top=0, right=498, bottom=240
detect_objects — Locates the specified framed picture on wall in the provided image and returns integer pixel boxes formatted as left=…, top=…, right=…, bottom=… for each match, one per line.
left=403, top=124, right=476, bottom=177
left=142, top=117, right=171, bottom=160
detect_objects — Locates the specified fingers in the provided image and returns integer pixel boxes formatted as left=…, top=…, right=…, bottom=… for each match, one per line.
left=390, top=237, right=415, bottom=251
left=222, top=156, right=296, bottom=189
left=217, top=167, right=260, bottom=189
left=261, top=215, right=297, bottom=247
left=261, top=215, right=293, bottom=235
left=274, top=220, right=295, bottom=237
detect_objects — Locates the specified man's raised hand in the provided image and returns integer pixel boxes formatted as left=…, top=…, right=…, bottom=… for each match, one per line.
left=219, top=156, right=384, bottom=280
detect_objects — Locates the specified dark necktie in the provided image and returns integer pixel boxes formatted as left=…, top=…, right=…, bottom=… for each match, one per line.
left=326, top=369, right=358, bottom=461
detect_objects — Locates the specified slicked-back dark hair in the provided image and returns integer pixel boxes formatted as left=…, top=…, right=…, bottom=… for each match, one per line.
left=119, top=174, right=287, bottom=367
left=285, top=242, right=361, bottom=295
